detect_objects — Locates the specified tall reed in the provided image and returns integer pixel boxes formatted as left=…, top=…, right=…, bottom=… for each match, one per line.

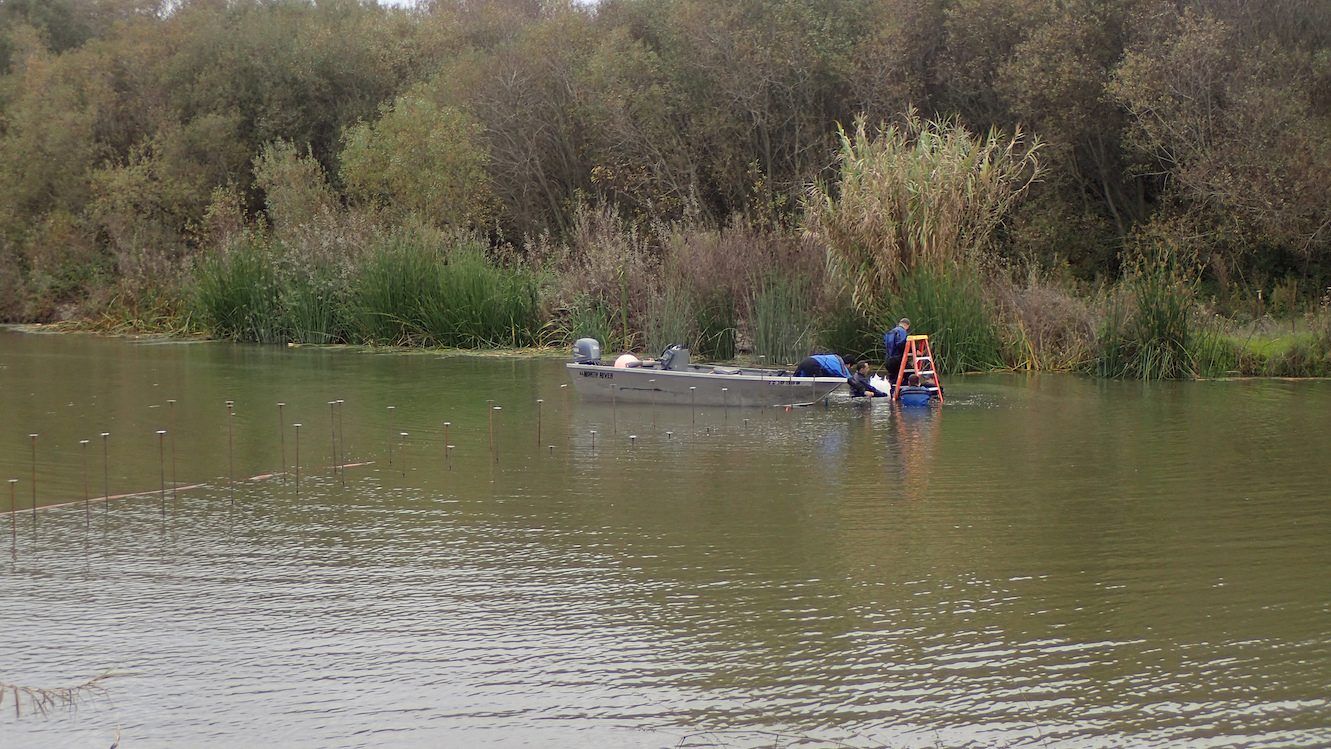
left=1095, top=241, right=1197, bottom=380
left=191, top=234, right=285, bottom=343
left=693, top=290, right=737, bottom=360
left=645, top=286, right=695, bottom=354
left=565, top=297, right=622, bottom=350
left=816, top=306, right=878, bottom=360
left=282, top=266, right=350, bottom=343
left=807, top=110, right=1041, bottom=318
left=885, top=266, right=1004, bottom=374
left=351, top=235, right=438, bottom=344
left=750, top=275, right=814, bottom=365
left=415, top=249, right=541, bottom=347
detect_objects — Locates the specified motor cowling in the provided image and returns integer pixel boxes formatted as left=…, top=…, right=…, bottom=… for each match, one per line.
left=573, top=338, right=602, bottom=363
left=659, top=343, right=690, bottom=371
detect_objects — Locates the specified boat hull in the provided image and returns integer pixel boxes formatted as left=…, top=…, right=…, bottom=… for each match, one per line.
left=566, top=363, right=844, bottom=407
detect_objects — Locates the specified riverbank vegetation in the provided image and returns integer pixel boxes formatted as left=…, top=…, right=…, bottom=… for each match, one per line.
left=2, top=0, right=1329, bottom=377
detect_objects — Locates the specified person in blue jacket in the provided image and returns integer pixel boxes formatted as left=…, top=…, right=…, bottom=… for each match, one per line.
left=882, top=317, right=911, bottom=378
left=794, top=353, right=853, bottom=379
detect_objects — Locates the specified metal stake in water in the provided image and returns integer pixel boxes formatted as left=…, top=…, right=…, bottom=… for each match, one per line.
left=722, top=387, right=729, bottom=424
left=157, top=430, right=167, bottom=518
left=630, top=435, right=637, bottom=447
left=167, top=399, right=179, bottom=501
left=80, top=439, right=90, bottom=528
left=8, top=479, right=16, bottom=546
left=399, top=433, right=408, bottom=476
left=329, top=401, right=339, bottom=477
left=689, top=387, right=697, bottom=426
left=277, top=402, right=287, bottom=482
left=490, top=407, right=502, bottom=464
left=536, top=399, right=543, bottom=447
left=590, top=430, right=597, bottom=451
left=29, top=433, right=37, bottom=520
left=443, top=422, right=452, bottom=471
left=336, top=400, right=346, bottom=483
left=486, top=400, right=494, bottom=460
left=101, top=432, right=110, bottom=513
left=293, top=423, right=302, bottom=495
left=387, top=406, right=396, bottom=465
left=666, top=431, right=673, bottom=440
left=225, top=401, right=235, bottom=504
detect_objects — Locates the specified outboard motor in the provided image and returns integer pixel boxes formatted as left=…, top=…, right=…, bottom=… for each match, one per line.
left=659, top=343, right=690, bottom=371
left=572, top=338, right=602, bottom=363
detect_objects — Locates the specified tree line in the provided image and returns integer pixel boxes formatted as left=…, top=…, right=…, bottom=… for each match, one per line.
left=1, top=0, right=1328, bottom=326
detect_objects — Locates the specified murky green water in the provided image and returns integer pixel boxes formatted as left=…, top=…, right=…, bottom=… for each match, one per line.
left=1, top=328, right=1329, bottom=748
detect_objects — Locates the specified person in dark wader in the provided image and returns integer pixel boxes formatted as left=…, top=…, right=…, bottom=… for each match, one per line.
left=848, top=360, right=889, bottom=398
left=882, top=317, right=910, bottom=379
left=793, top=353, right=853, bottom=379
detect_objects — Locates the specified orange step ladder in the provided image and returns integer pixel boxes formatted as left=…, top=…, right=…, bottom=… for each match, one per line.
left=893, top=334, right=944, bottom=404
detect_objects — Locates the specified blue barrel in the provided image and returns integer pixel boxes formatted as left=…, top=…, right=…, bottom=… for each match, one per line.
left=898, top=386, right=934, bottom=407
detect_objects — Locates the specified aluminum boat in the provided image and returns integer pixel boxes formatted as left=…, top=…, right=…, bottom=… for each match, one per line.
left=565, top=339, right=845, bottom=407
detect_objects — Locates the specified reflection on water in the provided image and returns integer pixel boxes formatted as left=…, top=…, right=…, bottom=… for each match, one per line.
left=1, top=330, right=1330, bottom=748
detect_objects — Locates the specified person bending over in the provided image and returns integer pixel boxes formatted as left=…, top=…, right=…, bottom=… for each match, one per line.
left=794, top=353, right=853, bottom=379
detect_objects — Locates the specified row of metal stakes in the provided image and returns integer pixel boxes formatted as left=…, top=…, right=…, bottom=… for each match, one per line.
left=8, top=384, right=765, bottom=523
left=6, top=394, right=512, bottom=521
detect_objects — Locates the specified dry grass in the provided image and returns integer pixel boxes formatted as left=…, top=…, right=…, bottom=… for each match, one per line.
left=990, top=270, right=1097, bottom=371
left=1, top=673, right=114, bottom=717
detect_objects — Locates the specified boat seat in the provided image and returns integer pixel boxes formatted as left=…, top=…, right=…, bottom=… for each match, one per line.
left=711, top=366, right=742, bottom=375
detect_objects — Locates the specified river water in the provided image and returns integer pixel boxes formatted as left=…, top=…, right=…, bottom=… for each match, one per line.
left=1, top=328, right=1328, bottom=748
